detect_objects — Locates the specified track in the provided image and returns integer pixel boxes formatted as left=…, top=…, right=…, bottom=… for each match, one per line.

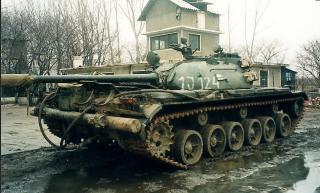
left=124, top=95, right=305, bottom=169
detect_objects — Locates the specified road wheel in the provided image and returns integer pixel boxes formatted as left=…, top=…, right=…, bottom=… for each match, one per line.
left=222, top=122, right=244, bottom=151
left=201, top=125, right=226, bottom=157
left=239, top=107, right=248, bottom=119
left=276, top=113, right=292, bottom=137
left=258, top=116, right=276, bottom=143
left=242, top=119, right=262, bottom=146
left=174, top=130, right=203, bottom=165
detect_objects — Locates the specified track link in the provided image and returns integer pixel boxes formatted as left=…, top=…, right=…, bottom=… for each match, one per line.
left=112, top=97, right=305, bottom=169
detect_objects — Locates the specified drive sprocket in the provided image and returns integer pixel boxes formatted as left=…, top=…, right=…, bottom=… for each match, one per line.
left=146, top=121, right=174, bottom=157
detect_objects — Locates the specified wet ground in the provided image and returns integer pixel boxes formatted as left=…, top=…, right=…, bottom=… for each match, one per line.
left=1, top=106, right=320, bottom=193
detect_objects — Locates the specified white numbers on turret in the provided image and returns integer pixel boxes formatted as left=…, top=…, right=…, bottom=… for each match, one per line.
left=178, top=76, right=194, bottom=90
left=178, top=76, right=220, bottom=90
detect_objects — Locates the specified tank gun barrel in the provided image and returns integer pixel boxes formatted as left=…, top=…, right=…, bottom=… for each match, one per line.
left=1, top=73, right=159, bottom=87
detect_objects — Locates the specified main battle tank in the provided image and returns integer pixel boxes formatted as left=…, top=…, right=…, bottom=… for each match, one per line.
left=1, top=40, right=307, bottom=169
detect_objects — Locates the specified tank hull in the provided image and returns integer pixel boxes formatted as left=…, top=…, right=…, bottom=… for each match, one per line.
left=35, top=86, right=307, bottom=168
left=1, top=44, right=308, bottom=168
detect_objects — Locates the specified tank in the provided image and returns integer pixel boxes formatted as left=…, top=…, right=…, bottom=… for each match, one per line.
left=1, top=39, right=308, bottom=169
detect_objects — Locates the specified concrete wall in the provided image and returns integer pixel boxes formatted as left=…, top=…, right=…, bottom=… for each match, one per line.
left=146, top=0, right=180, bottom=32
left=180, top=10, right=197, bottom=28
left=205, top=13, right=219, bottom=31
left=252, top=66, right=282, bottom=88
left=185, top=32, right=219, bottom=56
left=145, top=0, right=219, bottom=32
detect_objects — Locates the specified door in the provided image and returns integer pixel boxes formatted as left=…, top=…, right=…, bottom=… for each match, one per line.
left=260, top=70, right=268, bottom=87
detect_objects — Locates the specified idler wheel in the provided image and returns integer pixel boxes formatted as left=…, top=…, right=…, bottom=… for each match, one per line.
left=174, top=130, right=203, bottom=165
left=242, top=119, right=262, bottom=146
left=276, top=113, right=292, bottom=138
left=287, top=100, right=303, bottom=117
left=201, top=125, right=226, bottom=157
left=257, top=116, right=276, bottom=143
left=222, top=122, right=244, bottom=151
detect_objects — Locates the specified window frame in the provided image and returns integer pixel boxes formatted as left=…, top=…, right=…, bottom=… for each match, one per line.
left=285, top=72, right=292, bottom=82
left=260, top=70, right=269, bottom=87
left=150, top=33, right=179, bottom=51
left=188, top=33, right=201, bottom=52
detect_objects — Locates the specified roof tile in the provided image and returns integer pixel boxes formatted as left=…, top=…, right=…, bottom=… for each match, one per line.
left=169, top=0, right=199, bottom=11
left=138, top=0, right=199, bottom=21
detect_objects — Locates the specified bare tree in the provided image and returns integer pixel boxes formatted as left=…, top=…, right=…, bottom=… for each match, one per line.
left=1, top=0, right=126, bottom=75
left=121, top=0, right=146, bottom=63
left=297, top=40, right=320, bottom=88
left=227, top=0, right=232, bottom=52
left=257, top=40, right=286, bottom=64
left=114, top=1, right=122, bottom=64
left=1, top=7, right=29, bottom=74
left=103, top=0, right=115, bottom=64
left=244, top=0, right=270, bottom=61
left=23, top=2, right=58, bottom=75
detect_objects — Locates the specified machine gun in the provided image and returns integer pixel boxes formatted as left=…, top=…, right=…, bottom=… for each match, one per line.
left=169, top=38, right=198, bottom=60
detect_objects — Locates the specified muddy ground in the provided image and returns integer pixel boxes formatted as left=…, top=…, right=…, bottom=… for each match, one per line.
left=1, top=106, right=320, bottom=193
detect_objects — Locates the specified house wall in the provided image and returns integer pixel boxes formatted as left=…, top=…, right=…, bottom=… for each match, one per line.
left=252, top=66, right=282, bottom=88
left=181, top=10, right=198, bottom=28
left=146, top=0, right=181, bottom=32
left=144, top=0, right=220, bottom=61
left=145, top=0, right=219, bottom=32
left=183, top=30, right=219, bottom=56
left=205, top=13, right=219, bottom=31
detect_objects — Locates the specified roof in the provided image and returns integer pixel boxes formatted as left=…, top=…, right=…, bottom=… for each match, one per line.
left=170, top=0, right=199, bottom=10
left=282, top=67, right=297, bottom=73
left=143, top=25, right=221, bottom=36
left=138, top=0, right=199, bottom=21
left=252, top=63, right=297, bottom=73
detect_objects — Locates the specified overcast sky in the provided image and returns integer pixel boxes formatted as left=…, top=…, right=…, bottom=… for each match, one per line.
left=212, top=0, right=320, bottom=69
left=2, top=0, right=320, bottom=69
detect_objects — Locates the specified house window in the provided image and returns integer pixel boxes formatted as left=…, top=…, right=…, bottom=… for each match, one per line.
left=150, top=33, right=178, bottom=51
left=260, top=70, right=268, bottom=87
left=189, top=34, right=200, bottom=51
left=286, top=72, right=292, bottom=81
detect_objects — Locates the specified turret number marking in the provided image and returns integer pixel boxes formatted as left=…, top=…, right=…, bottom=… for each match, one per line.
left=178, top=76, right=219, bottom=90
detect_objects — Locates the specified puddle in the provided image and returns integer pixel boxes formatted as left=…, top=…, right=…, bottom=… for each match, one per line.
left=42, top=142, right=320, bottom=193
left=286, top=150, right=320, bottom=193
